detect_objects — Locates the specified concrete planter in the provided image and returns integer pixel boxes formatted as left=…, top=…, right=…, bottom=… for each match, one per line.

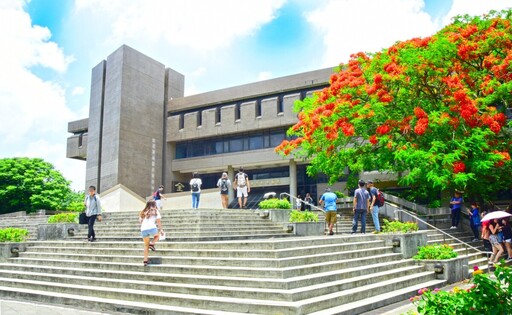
left=417, top=256, right=469, bottom=284
left=262, top=209, right=292, bottom=224
left=378, top=231, right=428, bottom=258
left=0, top=242, right=26, bottom=262
left=289, top=222, right=325, bottom=236
left=37, top=223, right=80, bottom=241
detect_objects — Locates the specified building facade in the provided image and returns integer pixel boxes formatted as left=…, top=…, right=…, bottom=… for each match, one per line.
left=67, top=45, right=335, bottom=206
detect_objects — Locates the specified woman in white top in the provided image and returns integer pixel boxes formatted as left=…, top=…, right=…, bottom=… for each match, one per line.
left=139, top=201, right=163, bottom=266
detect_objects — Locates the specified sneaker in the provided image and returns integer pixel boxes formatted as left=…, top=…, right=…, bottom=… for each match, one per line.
left=149, top=244, right=156, bottom=251
left=472, top=238, right=479, bottom=242
left=143, top=260, right=148, bottom=266
left=450, top=226, right=456, bottom=229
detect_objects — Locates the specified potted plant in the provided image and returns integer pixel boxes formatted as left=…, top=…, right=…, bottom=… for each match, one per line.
left=258, top=198, right=292, bottom=223
left=377, top=219, right=427, bottom=258
left=0, top=227, right=29, bottom=262
left=38, top=212, right=81, bottom=240
left=288, top=210, right=323, bottom=236
left=413, top=243, right=468, bottom=284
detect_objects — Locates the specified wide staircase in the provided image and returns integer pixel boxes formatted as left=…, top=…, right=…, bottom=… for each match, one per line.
left=0, top=208, right=447, bottom=315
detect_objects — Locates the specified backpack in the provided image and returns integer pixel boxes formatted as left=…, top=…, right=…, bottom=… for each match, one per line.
left=191, top=180, right=199, bottom=192
left=237, top=173, right=246, bottom=187
left=376, top=189, right=385, bottom=207
left=220, top=179, right=228, bottom=192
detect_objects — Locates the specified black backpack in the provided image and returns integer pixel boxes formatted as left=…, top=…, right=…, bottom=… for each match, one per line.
left=220, top=180, right=228, bottom=192
left=191, top=181, right=199, bottom=192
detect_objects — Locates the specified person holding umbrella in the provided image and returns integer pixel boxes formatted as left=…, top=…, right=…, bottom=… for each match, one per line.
left=489, top=219, right=505, bottom=265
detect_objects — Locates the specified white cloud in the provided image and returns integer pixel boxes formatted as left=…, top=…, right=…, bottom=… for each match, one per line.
left=442, top=0, right=512, bottom=25
left=190, top=67, right=206, bottom=77
left=0, top=1, right=82, bottom=189
left=305, top=0, right=437, bottom=66
left=74, top=0, right=286, bottom=52
left=258, top=71, right=273, bottom=81
left=71, top=86, right=85, bottom=96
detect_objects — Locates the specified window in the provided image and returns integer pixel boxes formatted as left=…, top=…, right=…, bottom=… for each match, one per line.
left=215, top=107, right=221, bottom=124
left=179, top=114, right=184, bottom=129
left=249, top=134, right=263, bottom=150
left=197, top=111, right=202, bottom=126
left=176, top=143, right=187, bottom=159
left=256, top=100, right=262, bottom=117
left=277, top=96, right=284, bottom=113
left=270, top=131, right=285, bottom=147
left=229, top=137, right=243, bottom=152
left=235, top=103, right=241, bottom=120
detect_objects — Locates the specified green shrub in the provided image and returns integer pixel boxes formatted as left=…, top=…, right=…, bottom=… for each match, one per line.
left=334, top=191, right=346, bottom=198
left=382, top=219, right=419, bottom=233
left=413, top=243, right=458, bottom=260
left=289, top=210, right=319, bottom=222
left=0, top=228, right=29, bottom=242
left=428, top=200, right=441, bottom=208
left=410, top=264, right=511, bottom=314
left=47, top=213, right=78, bottom=224
left=258, top=198, right=291, bottom=209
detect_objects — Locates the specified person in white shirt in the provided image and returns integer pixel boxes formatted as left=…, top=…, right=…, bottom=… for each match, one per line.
left=139, top=201, right=163, bottom=266
left=190, top=172, right=202, bottom=209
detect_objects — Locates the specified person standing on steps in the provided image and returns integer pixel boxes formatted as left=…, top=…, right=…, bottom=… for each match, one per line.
left=139, top=200, right=163, bottom=266
left=153, top=185, right=166, bottom=210
left=84, top=185, right=102, bottom=242
left=367, top=180, right=380, bottom=233
left=468, top=201, right=481, bottom=241
left=217, top=172, right=231, bottom=209
left=449, top=190, right=464, bottom=229
left=190, top=172, right=202, bottom=209
left=304, top=193, right=314, bottom=211
left=233, top=167, right=250, bottom=209
left=352, top=180, right=370, bottom=234
left=319, top=188, right=338, bottom=235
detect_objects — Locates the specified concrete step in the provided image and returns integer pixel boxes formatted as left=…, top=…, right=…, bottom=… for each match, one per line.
left=25, top=240, right=386, bottom=258
left=17, top=246, right=394, bottom=268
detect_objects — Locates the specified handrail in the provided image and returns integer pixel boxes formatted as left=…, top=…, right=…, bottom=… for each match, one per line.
left=279, top=192, right=325, bottom=213
left=280, top=192, right=338, bottom=234
left=393, top=207, right=491, bottom=273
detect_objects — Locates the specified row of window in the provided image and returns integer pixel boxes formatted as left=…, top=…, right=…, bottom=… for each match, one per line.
left=175, top=129, right=290, bottom=159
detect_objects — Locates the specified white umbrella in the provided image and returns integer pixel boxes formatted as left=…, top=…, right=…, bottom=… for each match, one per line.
left=481, top=211, right=512, bottom=222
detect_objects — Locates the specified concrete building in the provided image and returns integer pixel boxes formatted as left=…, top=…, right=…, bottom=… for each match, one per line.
left=67, top=45, right=337, bottom=210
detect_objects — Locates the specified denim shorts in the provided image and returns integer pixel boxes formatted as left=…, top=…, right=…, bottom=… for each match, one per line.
left=141, top=228, right=158, bottom=238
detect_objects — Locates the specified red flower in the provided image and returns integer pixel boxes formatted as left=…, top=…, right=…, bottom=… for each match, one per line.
left=414, top=107, right=427, bottom=119
left=414, top=118, right=429, bottom=135
left=369, top=135, right=378, bottom=145
left=453, top=161, right=466, bottom=174
left=376, top=125, right=391, bottom=135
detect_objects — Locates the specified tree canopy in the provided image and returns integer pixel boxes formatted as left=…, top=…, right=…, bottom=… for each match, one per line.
left=0, top=157, right=75, bottom=214
left=277, top=10, right=512, bottom=200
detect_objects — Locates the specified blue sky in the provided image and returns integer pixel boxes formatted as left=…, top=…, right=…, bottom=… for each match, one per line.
left=0, top=0, right=511, bottom=191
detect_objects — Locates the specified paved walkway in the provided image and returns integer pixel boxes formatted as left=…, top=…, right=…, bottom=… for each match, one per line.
left=0, top=300, right=111, bottom=315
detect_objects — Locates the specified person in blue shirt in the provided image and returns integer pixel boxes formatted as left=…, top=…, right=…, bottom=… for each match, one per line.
left=319, top=188, right=338, bottom=235
left=450, top=190, right=464, bottom=229
left=468, top=201, right=481, bottom=241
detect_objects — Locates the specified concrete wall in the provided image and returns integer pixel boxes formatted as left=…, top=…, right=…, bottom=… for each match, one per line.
left=100, top=184, right=146, bottom=212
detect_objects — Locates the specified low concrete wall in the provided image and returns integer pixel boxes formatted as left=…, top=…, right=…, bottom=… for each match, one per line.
left=37, top=223, right=80, bottom=241
left=160, top=189, right=224, bottom=210
left=290, top=222, right=325, bottom=236
left=378, top=231, right=428, bottom=259
left=268, top=209, right=292, bottom=223
left=0, top=243, right=26, bottom=262
left=418, top=256, right=469, bottom=284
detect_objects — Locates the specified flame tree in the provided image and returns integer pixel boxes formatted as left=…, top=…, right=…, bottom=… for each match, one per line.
left=276, top=10, right=512, bottom=200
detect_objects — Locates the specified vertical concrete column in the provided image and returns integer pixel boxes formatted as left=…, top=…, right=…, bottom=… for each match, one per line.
left=227, top=165, right=235, bottom=205
left=289, top=159, right=297, bottom=198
